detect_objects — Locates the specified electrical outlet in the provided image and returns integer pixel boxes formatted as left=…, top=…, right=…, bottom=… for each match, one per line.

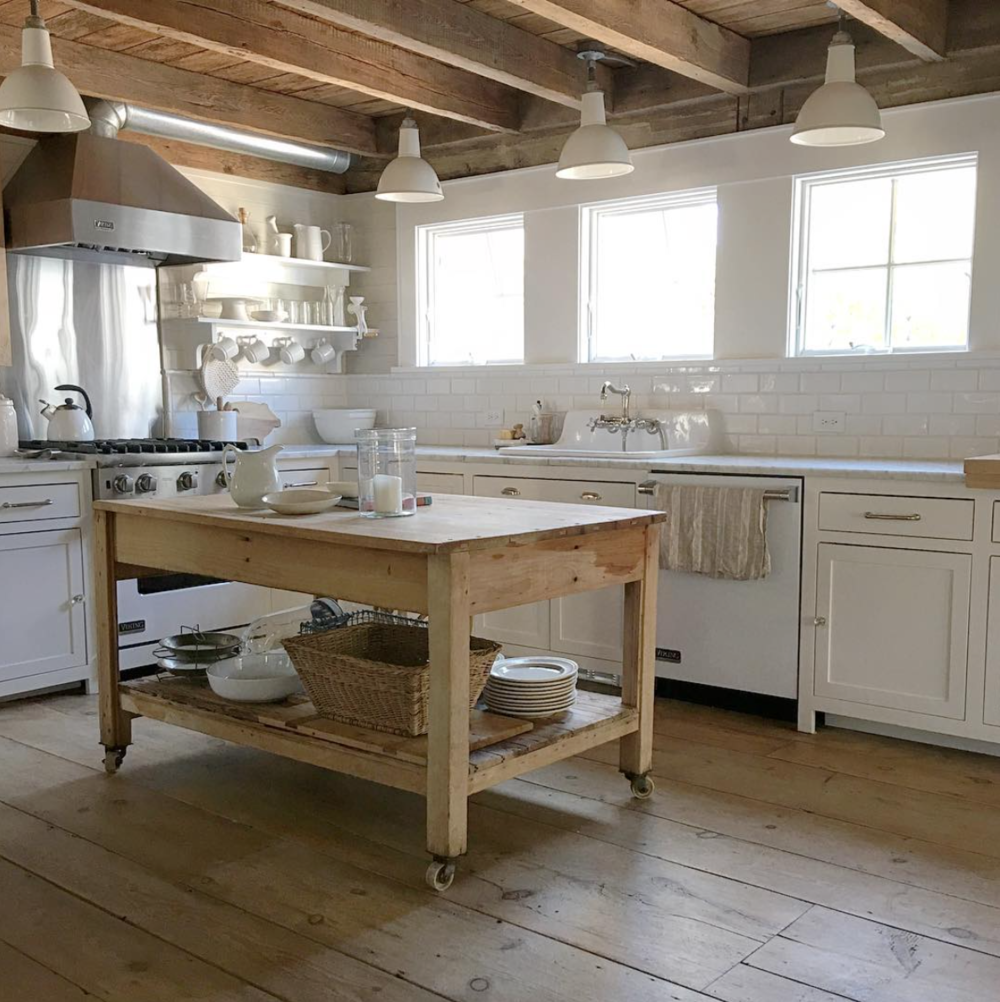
left=483, top=408, right=504, bottom=428
left=813, top=411, right=845, bottom=434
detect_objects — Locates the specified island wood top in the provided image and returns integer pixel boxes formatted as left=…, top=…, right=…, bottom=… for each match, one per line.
left=94, top=492, right=665, bottom=555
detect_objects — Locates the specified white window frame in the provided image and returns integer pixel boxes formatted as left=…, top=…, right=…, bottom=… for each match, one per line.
left=415, top=213, right=524, bottom=367
left=580, top=187, right=718, bottom=363
left=790, top=153, right=978, bottom=358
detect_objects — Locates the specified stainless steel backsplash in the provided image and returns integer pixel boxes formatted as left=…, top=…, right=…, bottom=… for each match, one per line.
left=0, top=254, right=163, bottom=440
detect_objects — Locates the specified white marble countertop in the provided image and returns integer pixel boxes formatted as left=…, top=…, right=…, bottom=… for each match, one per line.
left=0, top=456, right=95, bottom=474
left=0, top=444, right=968, bottom=484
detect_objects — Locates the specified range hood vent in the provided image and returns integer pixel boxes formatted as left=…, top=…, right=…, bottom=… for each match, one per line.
left=3, top=101, right=242, bottom=267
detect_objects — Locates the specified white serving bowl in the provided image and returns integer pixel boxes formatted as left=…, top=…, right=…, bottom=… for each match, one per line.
left=207, top=650, right=302, bottom=703
left=261, top=488, right=342, bottom=515
left=313, top=408, right=376, bottom=444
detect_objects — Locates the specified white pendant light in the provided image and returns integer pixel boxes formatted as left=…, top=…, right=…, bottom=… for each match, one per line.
left=0, top=0, right=89, bottom=133
left=375, top=113, right=443, bottom=203
left=791, top=24, right=884, bottom=147
left=557, top=50, right=633, bottom=180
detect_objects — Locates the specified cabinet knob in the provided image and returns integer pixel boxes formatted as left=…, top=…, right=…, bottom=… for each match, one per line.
left=580, top=491, right=602, bottom=501
left=500, top=487, right=521, bottom=497
left=71, top=594, right=85, bottom=605
left=813, top=616, right=827, bottom=627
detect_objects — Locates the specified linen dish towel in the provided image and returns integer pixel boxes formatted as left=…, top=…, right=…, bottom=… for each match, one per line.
left=655, top=485, right=771, bottom=580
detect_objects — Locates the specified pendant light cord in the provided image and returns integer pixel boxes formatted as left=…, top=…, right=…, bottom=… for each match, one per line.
left=26, top=0, right=44, bottom=28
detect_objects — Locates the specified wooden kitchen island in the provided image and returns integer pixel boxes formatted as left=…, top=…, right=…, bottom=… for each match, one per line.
left=92, top=493, right=664, bottom=890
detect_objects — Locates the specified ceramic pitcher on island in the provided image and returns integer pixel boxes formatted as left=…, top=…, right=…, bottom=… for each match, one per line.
left=222, top=443, right=283, bottom=508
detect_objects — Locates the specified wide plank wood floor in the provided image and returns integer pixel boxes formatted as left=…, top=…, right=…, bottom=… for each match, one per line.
left=0, top=692, right=999, bottom=1001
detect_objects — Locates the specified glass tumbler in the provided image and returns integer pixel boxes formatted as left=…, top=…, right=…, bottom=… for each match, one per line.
left=356, top=428, right=417, bottom=518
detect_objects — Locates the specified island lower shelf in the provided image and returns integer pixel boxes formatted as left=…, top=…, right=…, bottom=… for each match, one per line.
left=120, top=679, right=637, bottom=796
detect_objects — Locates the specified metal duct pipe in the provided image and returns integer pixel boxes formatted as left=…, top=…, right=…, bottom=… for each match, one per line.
left=83, top=98, right=352, bottom=174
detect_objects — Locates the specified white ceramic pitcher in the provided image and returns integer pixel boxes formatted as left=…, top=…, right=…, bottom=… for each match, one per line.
left=293, top=223, right=331, bottom=262
left=222, top=444, right=283, bottom=508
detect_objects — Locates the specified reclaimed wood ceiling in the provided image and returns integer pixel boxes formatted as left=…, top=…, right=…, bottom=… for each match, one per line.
left=0, top=0, right=994, bottom=192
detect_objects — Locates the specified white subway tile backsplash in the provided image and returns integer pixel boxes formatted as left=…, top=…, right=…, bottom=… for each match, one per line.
left=799, top=373, right=840, bottom=394
left=840, top=372, right=884, bottom=393
left=930, top=370, right=978, bottom=392
left=862, top=393, right=907, bottom=414
left=779, top=395, right=819, bottom=415
left=722, top=374, right=758, bottom=393
left=882, top=415, right=929, bottom=436
left=954, top=393, right=1000, bottom=414
left=884, top=370, right=930, bottom=392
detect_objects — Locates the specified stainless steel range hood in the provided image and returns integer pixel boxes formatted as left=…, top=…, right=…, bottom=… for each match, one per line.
left=3, top=101, right=242, bottom=267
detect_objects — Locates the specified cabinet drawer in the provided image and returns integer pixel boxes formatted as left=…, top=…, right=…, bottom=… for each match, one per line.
left=473, top=476, right=635, bottom=508
left=818, top=492, right=973, bottom=541
left=0, top=482, right=80, bottom=524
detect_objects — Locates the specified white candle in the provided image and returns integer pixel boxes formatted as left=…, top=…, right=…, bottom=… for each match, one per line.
left=373, top=473, right=403, bottom=514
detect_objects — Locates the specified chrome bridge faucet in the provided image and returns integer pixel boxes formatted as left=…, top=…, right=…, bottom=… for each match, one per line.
left=588, top=381, right=663, bottom=450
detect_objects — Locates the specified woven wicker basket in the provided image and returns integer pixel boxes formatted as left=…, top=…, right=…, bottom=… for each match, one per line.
left=284, top=623, right=502, bottom=736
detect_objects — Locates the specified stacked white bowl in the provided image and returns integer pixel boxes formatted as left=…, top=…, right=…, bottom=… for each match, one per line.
left=483, top=656, right=578, bottom=718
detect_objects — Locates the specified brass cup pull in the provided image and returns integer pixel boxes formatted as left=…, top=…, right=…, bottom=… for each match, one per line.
left=863, top=511, right=922, bottom=521
left=500, top=487, right=521, bottom=497
left=580, top=491, right=602, bottom=501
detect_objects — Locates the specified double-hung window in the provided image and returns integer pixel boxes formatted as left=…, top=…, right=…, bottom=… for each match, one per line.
left=416, top=214, right=524, bottom=366
left=581, top=188, right=718, bottom=362
left=792, top=155, right=977, bottom=355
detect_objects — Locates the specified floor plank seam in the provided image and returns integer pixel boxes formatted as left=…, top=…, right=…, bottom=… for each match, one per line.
left=0, top=800, right=459, bottom=1002
left=0, top=934, right=98, bottom=1000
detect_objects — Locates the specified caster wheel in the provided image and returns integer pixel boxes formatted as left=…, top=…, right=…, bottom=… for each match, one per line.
left=629, top=774, right=655, bottom=800
left=425, top=859, right=456, bottom=892
left=103, top=748, right=126, bottom=774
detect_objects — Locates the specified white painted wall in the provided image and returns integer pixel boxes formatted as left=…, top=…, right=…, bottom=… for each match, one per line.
left=351, top=91, right=1000, bottom=370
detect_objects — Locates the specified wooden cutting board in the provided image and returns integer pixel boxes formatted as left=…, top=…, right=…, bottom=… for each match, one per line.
left=964, top=454, right=1000, bottom=489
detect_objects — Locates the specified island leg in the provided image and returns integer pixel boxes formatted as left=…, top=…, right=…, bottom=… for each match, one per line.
left=93, top=509, right=132, bottom=773
left=425, top=550, right=472, bottom=891
left=620, top=524, right=659, bottom=799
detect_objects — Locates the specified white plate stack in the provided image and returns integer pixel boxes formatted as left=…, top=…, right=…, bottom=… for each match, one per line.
left=483, top=657, right=578, bottom=718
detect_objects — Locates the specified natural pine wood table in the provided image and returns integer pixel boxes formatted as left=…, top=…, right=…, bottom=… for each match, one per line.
left=92, top=492, right=664, bottom=890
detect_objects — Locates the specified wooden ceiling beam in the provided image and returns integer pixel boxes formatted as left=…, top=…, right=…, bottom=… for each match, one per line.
left=58, top=0, right=521, bottom=132
left=273, top=0, right=609, bottom=110
left=500, top=0, right=751, bottom=95
left=836, top=0, right=949, bottom=61
left=0, top=21, right=377, bottom=153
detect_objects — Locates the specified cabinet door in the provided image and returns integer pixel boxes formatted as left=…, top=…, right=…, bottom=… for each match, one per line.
left=0, top=529, right=87, bottom=682
left=814, top=543, right=970, bottom=719
left=983, top=557, right=1000, bottom=727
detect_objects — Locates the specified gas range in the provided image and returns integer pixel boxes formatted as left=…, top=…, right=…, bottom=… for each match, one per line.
left=20, top=438, right=252, bottom=500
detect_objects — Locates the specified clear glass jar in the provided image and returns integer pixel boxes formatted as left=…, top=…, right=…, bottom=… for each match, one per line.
left=356, top=428, right=417, bottom=518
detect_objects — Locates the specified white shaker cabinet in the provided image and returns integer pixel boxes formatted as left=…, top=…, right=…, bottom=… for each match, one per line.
left=471, top=475, right=632, bottom=665
left=813, top=543, right=971, bottom=719
left=0, top=528, right=88, bottom=685
left=983, top=557, right=1000, bottom=727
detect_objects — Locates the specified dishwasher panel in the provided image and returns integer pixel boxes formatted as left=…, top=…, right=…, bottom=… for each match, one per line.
left=644, top=472, right=802, bottom=698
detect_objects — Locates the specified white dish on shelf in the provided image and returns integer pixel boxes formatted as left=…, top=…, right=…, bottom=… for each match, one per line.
left=250, top=309, right=288, bottom=323
left=207, top=297, right=262, bottom=321
left=206, top=650, right=302, bottom=703
left=313, top=408, right=377, bottom=444
left=261, top=489, right=342, bottom=515
left=490, top=657, right=578, bottom=684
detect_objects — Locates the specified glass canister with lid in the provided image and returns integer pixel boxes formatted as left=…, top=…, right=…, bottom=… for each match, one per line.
left=356, top=428, right=417, bottom=517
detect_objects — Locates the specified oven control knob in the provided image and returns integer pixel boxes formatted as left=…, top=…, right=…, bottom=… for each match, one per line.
left=112, top=474, right=134, bottom=495
left=135, top=473, right=156, bottom=494
left=215, top=470, right=229, bottom=489
left=177, top=471, right=198, bottom=492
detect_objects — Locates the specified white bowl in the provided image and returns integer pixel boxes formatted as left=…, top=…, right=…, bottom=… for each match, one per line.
left=261, top=489, right=342, bottom=515
left=207, top=651, right=302, bottom=703
left=250, top=309, right=288, bottom=323
left=313, top=408, right=377, bottom=444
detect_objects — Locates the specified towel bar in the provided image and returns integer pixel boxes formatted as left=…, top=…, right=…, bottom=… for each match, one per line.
left=637, top=481, right=799, bottom=504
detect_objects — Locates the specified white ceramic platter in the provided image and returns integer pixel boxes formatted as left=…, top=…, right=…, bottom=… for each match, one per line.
left=490, top=656, right=578, bottom=684
left=261, top=489, right=342, bottom=516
